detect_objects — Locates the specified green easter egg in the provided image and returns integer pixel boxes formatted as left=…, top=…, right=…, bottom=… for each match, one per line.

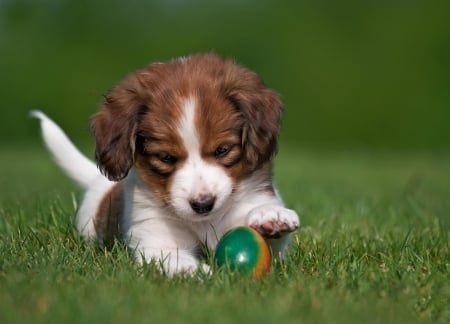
left=214, top=226, right=271, bottom=279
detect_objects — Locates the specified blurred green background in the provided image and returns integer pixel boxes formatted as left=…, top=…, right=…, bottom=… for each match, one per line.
left=1, top=0, right=449, bottom=150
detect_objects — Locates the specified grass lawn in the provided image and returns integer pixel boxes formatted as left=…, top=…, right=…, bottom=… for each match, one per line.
left=0, top=146, right=448, bottom=323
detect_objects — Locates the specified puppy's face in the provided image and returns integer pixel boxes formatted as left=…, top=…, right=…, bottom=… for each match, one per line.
left=135, top=96, right=243, bottom=221
left=91, top=54, right=282, bottom=221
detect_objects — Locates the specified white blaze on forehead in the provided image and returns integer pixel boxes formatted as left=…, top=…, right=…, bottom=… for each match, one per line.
left=170, top=97, right=234, bottom=221
left=178, top=98, right=200, bottom=153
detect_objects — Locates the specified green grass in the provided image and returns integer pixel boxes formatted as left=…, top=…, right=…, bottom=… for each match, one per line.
left=1, top=147, right=449, bottom=323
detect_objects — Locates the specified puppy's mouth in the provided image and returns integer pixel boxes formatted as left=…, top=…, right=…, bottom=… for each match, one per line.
left=169, top=193, right=232, bottom=223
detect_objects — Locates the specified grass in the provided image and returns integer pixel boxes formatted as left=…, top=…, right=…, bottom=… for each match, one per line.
left=0, top=146, right=449, bottom=323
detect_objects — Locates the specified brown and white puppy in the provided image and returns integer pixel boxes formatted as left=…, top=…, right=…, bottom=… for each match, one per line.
left=32, top=53, right=299, bottom=274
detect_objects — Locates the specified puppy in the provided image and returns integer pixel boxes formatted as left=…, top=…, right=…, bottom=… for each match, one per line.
left=32, top=53, right=299, bottom=275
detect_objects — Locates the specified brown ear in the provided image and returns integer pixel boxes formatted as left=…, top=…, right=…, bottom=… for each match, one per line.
left=226, top=66, right=283, bottom=170
left=91, top=73, right=148, bottom=181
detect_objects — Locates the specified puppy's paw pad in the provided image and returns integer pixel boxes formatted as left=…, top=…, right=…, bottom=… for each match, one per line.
left=248, top=206, right=299, bottom=238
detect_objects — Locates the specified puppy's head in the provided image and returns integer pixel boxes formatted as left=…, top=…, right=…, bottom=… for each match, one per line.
left=91, top=53, right=282, bottom=221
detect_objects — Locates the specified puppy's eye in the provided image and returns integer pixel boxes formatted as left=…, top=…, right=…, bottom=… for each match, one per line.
left=159, top=154, right=177, bottom=165
left=214, top=146, right=230, bottom=158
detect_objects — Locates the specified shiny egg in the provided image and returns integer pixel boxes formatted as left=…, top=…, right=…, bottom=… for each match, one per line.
left=214, top=226, right=271, bottom=279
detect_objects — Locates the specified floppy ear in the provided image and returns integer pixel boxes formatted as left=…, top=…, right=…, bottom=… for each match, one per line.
left=91, top=73, right=148, bottom=181
left=226, top=67, right=283, bottom=171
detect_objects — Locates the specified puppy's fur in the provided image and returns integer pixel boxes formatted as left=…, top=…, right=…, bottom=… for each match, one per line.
left=33, top=53, right=299, bottom=274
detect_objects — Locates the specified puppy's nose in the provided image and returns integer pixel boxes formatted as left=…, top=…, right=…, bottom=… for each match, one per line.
left=189, top=194, right=216, bottom=214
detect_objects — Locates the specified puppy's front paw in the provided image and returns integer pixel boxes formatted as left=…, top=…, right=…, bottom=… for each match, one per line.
left=248, top=205, right=299, bottom=238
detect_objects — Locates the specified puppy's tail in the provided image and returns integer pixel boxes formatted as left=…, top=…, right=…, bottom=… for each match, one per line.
left=30, top=110, right=100, bottom=189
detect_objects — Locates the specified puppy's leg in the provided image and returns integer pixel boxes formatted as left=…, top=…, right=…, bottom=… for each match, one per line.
left=125, top=223, right=208, bottom=276
left=132, top=246, right=210, bottom=275
left=247, top=204, right=299, bottom=259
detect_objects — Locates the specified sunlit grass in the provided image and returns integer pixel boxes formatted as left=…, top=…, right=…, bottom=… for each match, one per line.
left=0, top=147, right=448, bottom=323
